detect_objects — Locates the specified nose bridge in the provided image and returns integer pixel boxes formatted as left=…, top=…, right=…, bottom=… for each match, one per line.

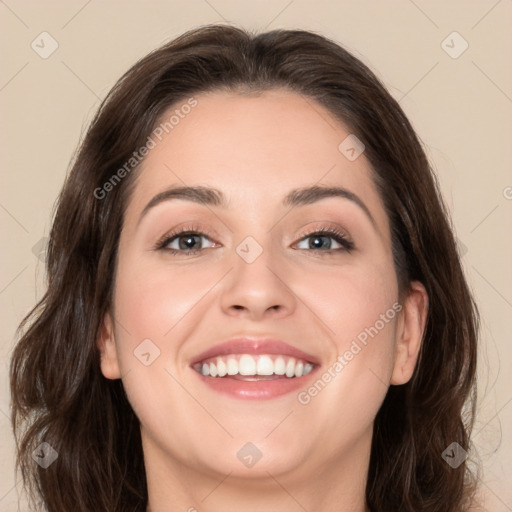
left=219, top=230, right=296, bottom=318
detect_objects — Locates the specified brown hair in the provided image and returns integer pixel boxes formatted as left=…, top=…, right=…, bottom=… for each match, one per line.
left=10, top=24, right=479, bottom=511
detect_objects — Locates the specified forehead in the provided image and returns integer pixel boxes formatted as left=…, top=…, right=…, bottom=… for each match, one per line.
left=124, top=89, right=389, bottom=236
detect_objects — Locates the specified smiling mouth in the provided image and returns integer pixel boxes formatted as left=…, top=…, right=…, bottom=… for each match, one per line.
left=193, top=354, right=315, bottom=379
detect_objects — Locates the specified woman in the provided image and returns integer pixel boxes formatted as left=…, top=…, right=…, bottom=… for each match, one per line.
left=10, top=24, right=479, bottom=512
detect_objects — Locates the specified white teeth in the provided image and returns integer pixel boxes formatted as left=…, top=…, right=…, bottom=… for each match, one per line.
left=197, top=354, right=315, bottom=378
left=238, top=354, right=257, bottom=375
left=226, top=357, right=238, bottom=376
left=285, top=358, right=296, bottom=378
left=217, top=358, right=227, bottom=377
left=274, top=356, right=286, bottom=375
left=256, top=355, right=274, bottom=375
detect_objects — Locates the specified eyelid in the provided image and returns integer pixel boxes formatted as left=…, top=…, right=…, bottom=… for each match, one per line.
left=154, top=223, right=220, bottom=251
left=295, top=222, right=352, bottom=241
left=294, top=219, right=352, bottom=239
left=294, top=224, right=354, bottom=251
left=154, top=221, right=355, bottom=253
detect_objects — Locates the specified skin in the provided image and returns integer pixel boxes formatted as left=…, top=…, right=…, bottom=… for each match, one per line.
left=97, top=89, right=428, bottom=512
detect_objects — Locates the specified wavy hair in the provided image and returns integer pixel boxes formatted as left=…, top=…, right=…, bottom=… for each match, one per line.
left=10, top=24, right=478, bottom=511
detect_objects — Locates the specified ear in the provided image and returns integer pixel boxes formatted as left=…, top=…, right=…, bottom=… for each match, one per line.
left=390, top=281, right=429, bottom=385
left=97, top=310, right=122, bottom=380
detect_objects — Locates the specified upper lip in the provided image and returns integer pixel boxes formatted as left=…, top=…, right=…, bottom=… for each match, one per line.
left=190, top=337, right=320, bottom=366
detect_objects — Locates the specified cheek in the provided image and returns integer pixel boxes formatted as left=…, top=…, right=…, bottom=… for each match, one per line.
left=333, top=263, right=399, bottom=382
left=109, top=255, right=211, bottom=437
left=113, top=255, right=206, bottom=343
left=294, top=260, right=399, bottom=428
left=293, top=254, right=398, bottom=350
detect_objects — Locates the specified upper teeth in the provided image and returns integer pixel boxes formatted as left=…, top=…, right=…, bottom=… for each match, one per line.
left=195, top=354, right=314, bottom=378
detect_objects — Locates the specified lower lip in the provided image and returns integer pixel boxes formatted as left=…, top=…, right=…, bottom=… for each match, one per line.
left=193, top=370, right=318, bottom=400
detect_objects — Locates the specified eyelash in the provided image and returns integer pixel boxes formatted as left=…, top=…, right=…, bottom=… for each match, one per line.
left=154, top=224, right=355, bottom=256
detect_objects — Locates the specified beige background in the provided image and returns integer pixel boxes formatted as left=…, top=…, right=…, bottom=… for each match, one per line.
left=1, top=1, right=511, bottom=510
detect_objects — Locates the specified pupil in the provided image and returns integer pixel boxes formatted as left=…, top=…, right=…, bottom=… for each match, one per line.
left=311, top=236, right=330, bottom=250
left=180, top=235, right=199, bottom=250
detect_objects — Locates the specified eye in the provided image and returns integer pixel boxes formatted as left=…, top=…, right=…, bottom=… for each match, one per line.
left=155, top=226, right=218, bottom=255
left=294, top=227, right=354, bottom=253
left=154, top=225, right=354, bottom=256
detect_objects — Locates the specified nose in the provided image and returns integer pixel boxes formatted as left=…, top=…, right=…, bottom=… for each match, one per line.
left=219, top=239, right=297, bottom=321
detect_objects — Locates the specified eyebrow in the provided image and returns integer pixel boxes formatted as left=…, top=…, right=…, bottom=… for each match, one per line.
left=139, top=184, right=376, bottom=227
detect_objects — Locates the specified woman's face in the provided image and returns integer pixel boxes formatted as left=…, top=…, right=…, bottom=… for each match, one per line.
left=99, top=89, right=426, bottom=488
